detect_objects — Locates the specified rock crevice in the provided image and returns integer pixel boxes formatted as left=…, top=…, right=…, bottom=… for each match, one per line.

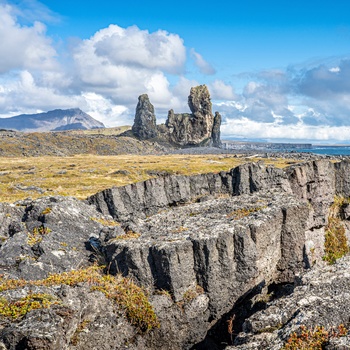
left=1, top=159, right=350, bottom=349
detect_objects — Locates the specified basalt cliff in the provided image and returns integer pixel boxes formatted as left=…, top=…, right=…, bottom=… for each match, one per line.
left=131, top=85, right=222, bottom=148
left=1, top=159, right=350, bottom=349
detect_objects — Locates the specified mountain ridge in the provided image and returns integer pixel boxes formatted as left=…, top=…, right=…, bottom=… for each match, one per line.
left=0, top=108, right=105, bottom=132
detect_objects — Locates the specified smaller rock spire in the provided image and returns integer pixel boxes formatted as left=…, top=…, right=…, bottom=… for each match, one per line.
left=131, top=94, right=157, bottom=140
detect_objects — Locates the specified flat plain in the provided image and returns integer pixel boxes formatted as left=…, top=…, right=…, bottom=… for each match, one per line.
left=0, top=154, right=297, bottom=203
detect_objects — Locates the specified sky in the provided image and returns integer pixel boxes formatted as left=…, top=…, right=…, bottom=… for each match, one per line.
left=1, top=0, right=350, bottom=143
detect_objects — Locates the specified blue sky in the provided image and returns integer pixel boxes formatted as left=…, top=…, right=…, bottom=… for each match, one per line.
left=1, top=0, right=350, bottom=142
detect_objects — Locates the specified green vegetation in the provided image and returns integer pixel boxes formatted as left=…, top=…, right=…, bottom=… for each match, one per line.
left=0, top=293, right=60, bottom=320
left=27, top=226, right=52, bottom=246
left=283, top=324, right=348, bottom=349
left=323, top=196, right=350, bottom=264
left=0, top=154, right=298, bottom=203
left=0, top=266, right=159, bottom=332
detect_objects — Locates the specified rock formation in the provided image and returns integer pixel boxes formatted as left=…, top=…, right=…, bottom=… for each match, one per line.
left=1, top=159, right=350, bottom=349
left=228, top=256, right=350, bottom=349
left=165, top=85, right=221, bottom=147
left=131, top=85, right=222, bottom=147
left=212, top=111, right=222, bottom=147
left=131, top=94, right=157, bottom=140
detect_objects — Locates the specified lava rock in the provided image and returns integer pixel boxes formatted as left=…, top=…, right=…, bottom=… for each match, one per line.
left=131, top=94, right=157, bottom=140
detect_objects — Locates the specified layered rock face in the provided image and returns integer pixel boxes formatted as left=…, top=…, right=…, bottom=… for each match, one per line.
left=131, top=85, right=222, bottom=147
left=1, top=159, right=350, bottom=349
left=229, top=256, right=350, bottom=349
left=131, top=94, right=157, bottom=140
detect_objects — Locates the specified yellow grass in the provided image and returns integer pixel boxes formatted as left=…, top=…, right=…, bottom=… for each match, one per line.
left=0, top=154, right=298, bottom=203
left=68, top=126, right=131, bottom=136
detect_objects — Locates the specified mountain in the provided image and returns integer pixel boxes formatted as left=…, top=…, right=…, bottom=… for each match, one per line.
left=0, top=108, right=105, bottom=132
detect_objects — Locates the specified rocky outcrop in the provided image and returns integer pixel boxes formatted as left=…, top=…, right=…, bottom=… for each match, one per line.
left=131, top=94, right=157, bottom=140
left=212, top=111, right=222, bottom=148
left=0, top=129, right=167, bottom=157
left=131, top=85, right=222, bottom=147
left=228, top=256, right=350, bottom=349
left=165, top=85, right=220, bottom=147
left=102, top=193, right=309, bottom=315
left=1, top=159, right=350, bottom=349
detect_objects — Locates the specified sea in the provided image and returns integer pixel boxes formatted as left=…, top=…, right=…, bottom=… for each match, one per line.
left=295, top=146, right=350, bottom=156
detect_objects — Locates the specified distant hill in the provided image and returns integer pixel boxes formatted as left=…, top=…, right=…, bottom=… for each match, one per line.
left=0, top=108, right=105, bottom=132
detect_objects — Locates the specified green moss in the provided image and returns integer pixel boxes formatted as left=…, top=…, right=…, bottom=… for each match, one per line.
left=0, top=266, right=159, bottom=332
left=0, top=293, right=60, bottom=320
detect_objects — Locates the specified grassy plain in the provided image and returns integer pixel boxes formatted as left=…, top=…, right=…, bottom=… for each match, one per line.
left=0, top=154, right=298, bottom=203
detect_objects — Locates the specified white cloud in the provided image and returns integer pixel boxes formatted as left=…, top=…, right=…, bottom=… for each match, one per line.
left=0, top=3, right=57, bottom=73
left=329, top=67, right=340, bottom=73
left=72, top=24, right=187, bottom=106
left=209, top=80, right=236, bottom=100
left=222, top=117, right=350, bottom=142
left=82, top=92, right=130, bottom=126
left=190, top=48, right=216, bottom=75
left=93, top=25, right=186, bottom=74
left=0, top=71, right=84, bottom=115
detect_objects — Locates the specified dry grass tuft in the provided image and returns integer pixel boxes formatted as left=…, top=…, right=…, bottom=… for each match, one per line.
left=283, top=324, right=348, bottom=349
left=323, top=196, right=350, bottom=264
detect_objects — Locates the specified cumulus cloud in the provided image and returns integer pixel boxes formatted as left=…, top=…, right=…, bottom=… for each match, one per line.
left=82, top=92, right=130, bottom=127
left=93, top=25, right=186, bottom=74
left=209, top=80, right=236, bottom=100
left=72, top=24, right=187, bottom=107
left=239, top=81, right=298, bottom=124
left=0, top=7, right=189, bottom=124
left=290, top=59, right=350, bottom=126
left=0, top=3, right=57, bottom=73
left=190, top=48, right=216, bottom=75
left=0, top=71, right=83, bottom=116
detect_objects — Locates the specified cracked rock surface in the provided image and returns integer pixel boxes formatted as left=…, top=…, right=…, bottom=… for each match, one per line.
left=1, top=159, right=350, bottom=349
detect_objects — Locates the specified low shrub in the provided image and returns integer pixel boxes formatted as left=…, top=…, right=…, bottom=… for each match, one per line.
left=283, top=324, right=348, bottom=349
